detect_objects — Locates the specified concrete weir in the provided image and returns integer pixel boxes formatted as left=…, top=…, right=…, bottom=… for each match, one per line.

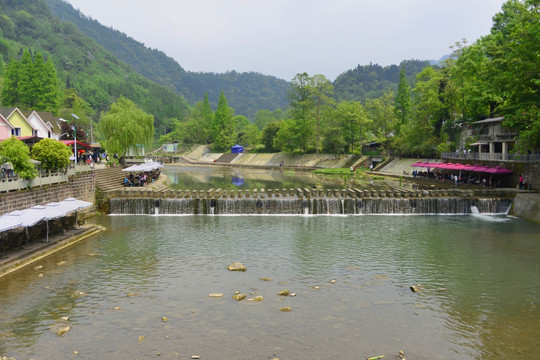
left=107, top=188, right=514, bottom=215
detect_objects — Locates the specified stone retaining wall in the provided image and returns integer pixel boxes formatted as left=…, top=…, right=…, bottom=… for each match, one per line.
left=0, top=173, right=95, bottom=215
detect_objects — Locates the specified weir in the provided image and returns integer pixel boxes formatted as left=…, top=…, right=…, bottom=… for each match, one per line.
left=107, top=188, right=514, bottom=215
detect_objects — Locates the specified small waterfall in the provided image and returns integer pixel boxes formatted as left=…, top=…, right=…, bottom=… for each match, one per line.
left=109, top=197, right=515, bottom=216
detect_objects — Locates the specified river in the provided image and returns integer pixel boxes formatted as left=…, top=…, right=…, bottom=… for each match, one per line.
left=0, top=213, right=539, bottom=359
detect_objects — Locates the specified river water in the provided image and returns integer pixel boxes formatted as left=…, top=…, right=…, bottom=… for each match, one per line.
left=1, top=213, right=539, bottom=359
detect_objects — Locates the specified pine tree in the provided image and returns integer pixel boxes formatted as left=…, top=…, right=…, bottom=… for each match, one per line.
left=394, top=67, right=411, bottom=135
left=211, top=91, right=235, bottom=151
left=1, top=59, right=20, bottom=106
left=17, top=49, right=33, bottom=108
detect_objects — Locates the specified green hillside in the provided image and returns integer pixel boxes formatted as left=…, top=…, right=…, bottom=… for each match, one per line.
left=0, top=0, right=191, bottom=136
left=45, top=0, right=290, bottom=118
left=333, top=60, right=432, bottom=101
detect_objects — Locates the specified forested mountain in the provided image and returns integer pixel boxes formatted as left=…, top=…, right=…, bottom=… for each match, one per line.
left=45, top=0, right=290, bottom=118
left=333, top=60, right=432, bottom=101
left=0, top=0, right=191, bottom=136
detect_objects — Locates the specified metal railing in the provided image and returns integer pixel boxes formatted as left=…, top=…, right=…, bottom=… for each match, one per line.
left=441, top=152, right=540, bottom=162
left=0, top=164, right=96, bottom=193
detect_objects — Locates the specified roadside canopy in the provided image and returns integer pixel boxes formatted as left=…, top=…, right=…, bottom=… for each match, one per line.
left=410, top=162, right=512, bottom=173
left=122, top=161, right=163, bottom=172
left=60, top=140, right=92, bottom=150
left=231, top=144, right=244, bottom=153
left=0, top=198, right=93, bottom=234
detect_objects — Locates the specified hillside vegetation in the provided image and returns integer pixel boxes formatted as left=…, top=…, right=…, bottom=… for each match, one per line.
left=45, top=0, right=290, bottom=118
left=0, top=0, right=191, bottom=136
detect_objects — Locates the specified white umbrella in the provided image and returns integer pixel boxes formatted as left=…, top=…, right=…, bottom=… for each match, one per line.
left=0, top=216, right=22, bottom=232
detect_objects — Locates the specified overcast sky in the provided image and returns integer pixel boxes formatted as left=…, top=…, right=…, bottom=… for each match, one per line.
left=65, top=0, right=507, bottom=81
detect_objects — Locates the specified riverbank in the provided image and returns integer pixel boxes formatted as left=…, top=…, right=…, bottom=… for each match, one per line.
left=0, top=224, right=104, bottom=278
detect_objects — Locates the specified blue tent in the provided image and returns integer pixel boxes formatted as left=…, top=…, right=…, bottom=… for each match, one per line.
left=231, top=144, right=244, bottom=153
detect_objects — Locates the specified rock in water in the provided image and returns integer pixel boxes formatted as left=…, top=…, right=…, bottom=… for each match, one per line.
left=208, top=293, right=224, bottom=298
left=233, top=293, right=247, bottom=301
left=278, top=289, right=290, bottom=296
left=227, top=262, right=247, bottom=271
left=57, top=326, right=71, bottom=336
left=280, top=307, right=292, bottom=312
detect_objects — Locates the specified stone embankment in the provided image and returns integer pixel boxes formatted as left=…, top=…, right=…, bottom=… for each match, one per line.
left=512, top=193, right=540, bottom=224
left=167, top=145, right=366, bottom=170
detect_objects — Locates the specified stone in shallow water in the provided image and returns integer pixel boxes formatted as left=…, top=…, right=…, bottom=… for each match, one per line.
left=227, top=262, right=247, bottom=271
left=138, top=336, right=146, bottom=341
left=233, top=293, right=247, bottom=301
left=57, top=326, right=71, bottom=336
left=278, top=289, right=290, bottom=296
left=280, top=307, right=292, bottom=312
left=208, top=293, right=224, bottom=298
left=260, top=277, right=272, bottom=281
left=162, top=316, right=168, bottom=322
left=247, top=295, right=264, bottom=302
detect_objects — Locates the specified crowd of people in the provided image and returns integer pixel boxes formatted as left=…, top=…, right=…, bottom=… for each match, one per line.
left=411, top=169, right=503, bottom=187
left=123, top=169, right=161, bottom=187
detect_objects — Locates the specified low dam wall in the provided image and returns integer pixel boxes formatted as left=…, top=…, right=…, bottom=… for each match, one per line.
left=107, top=187, right=514, bottom=216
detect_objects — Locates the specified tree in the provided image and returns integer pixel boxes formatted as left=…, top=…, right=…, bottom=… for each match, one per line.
left=394, top=67, right=411, bottom=134
left=99, top=96, right=154, bottom=159
left=0, top=136, right=37, bottom=179
left=322, top=110, right=346, bottom=155
left=488, top=0, right=540, bottom=152
left=1, top=58, right=19, bottom=106
left=311, top=74, right=334, bottom=154
left=254, top=109, right=283, bottom=130
left=273, top=119, right=299, bottom=153
left=59, top=88, right=93, bottom=141
left=287, top=73, right=315, bottom=153
left=31, top=138, right=71, bottom=170
left=365, top=91, right=397, bottom=154
left=261, top=121, right=281, bottom=152
left=239, top=124, right=261, bottom=149
left=1, top=50, right=59, bottom=112
left=333, top=100, right=371, bottom=153
left=211, top=91, right=236, bottom=151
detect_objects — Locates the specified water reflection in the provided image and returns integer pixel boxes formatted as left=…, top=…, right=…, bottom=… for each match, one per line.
left=165, top=165, right=359, bottom=191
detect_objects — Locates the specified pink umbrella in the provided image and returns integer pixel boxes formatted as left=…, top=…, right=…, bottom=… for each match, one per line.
left=470, top=165, right=491, bottom=173
left=484, top=166, right=513, bottom=174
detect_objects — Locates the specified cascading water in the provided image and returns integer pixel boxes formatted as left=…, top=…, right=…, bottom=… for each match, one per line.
left=109, top=197, right=514, bottom=216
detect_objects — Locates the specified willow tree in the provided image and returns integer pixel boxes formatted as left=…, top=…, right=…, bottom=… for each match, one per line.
left=99, top=96, right=154, bottom=159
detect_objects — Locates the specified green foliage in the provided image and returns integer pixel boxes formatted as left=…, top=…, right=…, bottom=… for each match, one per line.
left=261, top=121, right=281, bottom=152
left=0, top=0, right=191, bottom=138
left=394, top=67, right=411, bottom=132
left=211, top=92, right=236, bottom=151
left=364, top=91, right=397, bottom=153
left=286, top=73, right=316, bottom=153
left=31, top=138, right=70, bottom=170
left=333, top=100, right=371, bottom=153
left=99, top=96, right=154, bottom=157
left=0, top=136, right=37, bottom=179
left=254, top=109, right=284, bottom=130
left=238, top=124, right=261, bottom=149
left=334, top=60, right=430, bottom=103
left=1, top=49, right=59, bottom=111
left=46, top=0, right=289, bottom=119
